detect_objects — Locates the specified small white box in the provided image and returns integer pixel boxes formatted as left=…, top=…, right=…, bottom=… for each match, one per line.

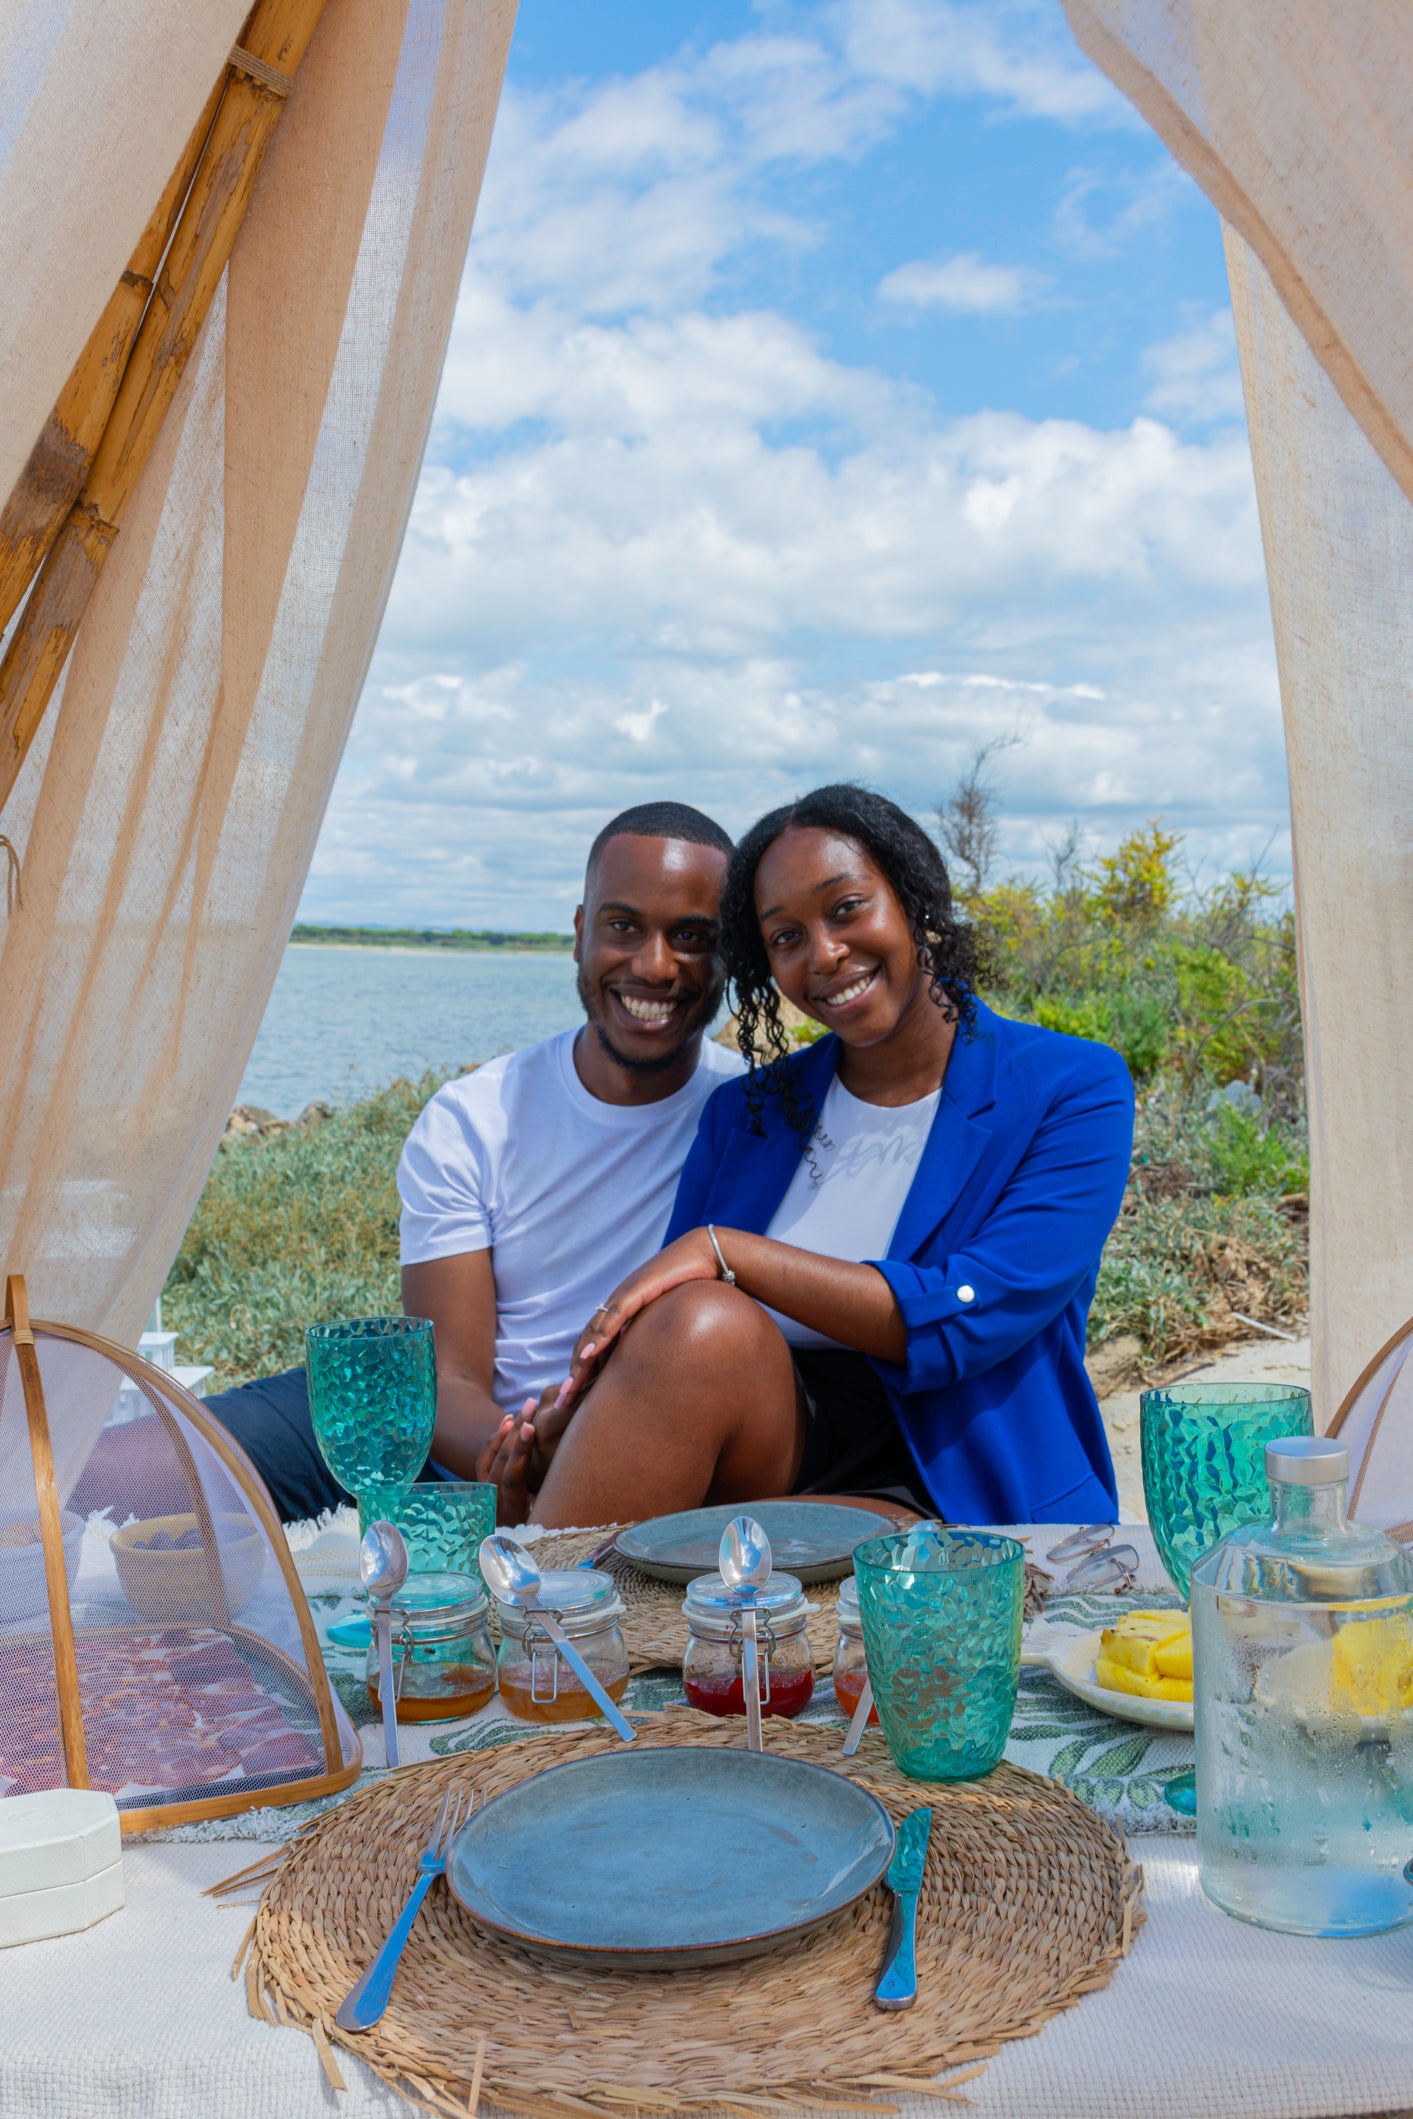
left=0, top=1790, right=124, bottom=1945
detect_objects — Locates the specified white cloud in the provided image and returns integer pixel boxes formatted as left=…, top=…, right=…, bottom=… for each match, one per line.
left=301, top=4, right=1285, bottom=928
left=877, top=251, right=1040, bottom=314
left=1142, top=307, right=1246, bottom=425
left=836, top=0, right=1132, bottom=123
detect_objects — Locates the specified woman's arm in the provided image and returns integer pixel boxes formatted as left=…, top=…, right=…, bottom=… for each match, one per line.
left=556, top=1226, right=905, bottom=1409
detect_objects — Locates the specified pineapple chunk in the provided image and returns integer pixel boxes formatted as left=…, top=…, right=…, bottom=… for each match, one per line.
left=1328, top=1615, right=1413, bottom=1716
left=1096, top=1609, right=1193, bottom=1701
left=1095, top=1654, right=1191, bottom=1702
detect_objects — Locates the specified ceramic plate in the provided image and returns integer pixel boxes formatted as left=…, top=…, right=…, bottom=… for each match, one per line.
left=615, top=1501, right=893, bottom=1585
left=446, top=1745, right=896, bottom=1969
left=1038, top=1628, right=1194, bottom=1732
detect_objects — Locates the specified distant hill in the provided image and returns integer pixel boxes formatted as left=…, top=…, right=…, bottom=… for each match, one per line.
left=289, top=924, right=573, bottom=952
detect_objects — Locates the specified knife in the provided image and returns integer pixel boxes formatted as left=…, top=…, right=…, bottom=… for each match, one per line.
left=874, top=1805, right=933, bottom=2011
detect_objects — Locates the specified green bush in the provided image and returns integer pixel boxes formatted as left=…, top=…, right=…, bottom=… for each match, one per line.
left=164, top=1073, right=445, bottom=1387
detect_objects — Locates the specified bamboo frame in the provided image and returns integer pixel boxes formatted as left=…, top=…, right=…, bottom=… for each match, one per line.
left=4, top=1275, right=88, bottom=1787
left=0, top=0, right=331, bottom=817
left=0, top=75, right=224, bottom=640
left=0, top=1293, right=359, bottom=1831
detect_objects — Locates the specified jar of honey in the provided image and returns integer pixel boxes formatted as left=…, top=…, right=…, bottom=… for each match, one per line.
left=832, top=1576, right=877, bottom=1724
left=365, top=1571, right=496, bottom=1723
left=495, top=1569, right=630, bottom=1723
left=681, top=1570, right=815, bottom=1719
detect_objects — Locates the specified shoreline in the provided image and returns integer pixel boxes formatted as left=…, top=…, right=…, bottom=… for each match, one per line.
left=285, top=942, right=574, bottom=958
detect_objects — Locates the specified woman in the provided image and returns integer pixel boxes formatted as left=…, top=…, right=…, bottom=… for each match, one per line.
left=481, top=784, right=1133, bottom=1526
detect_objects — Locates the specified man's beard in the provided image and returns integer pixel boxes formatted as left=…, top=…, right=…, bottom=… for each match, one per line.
left=577, top=964, right=724, bottom=1075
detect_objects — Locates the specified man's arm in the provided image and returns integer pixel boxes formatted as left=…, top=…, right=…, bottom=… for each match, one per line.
left=401, top=1252, right=504, bottom=1478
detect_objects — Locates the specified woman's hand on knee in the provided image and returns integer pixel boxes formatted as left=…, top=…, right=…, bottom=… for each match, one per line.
left=555, top=1228, right=720, bottom=1413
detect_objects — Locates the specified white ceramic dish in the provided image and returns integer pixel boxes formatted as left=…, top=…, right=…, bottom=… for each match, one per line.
left=1026, top=1625, right=1194, bottom=1732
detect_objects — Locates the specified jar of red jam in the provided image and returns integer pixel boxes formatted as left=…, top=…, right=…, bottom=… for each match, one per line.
left=832, top=1575, right=877, bottom=1724
left=494, top=1569, right=630, bottom=1723
left=681, top=1570, right=815, bottom=1719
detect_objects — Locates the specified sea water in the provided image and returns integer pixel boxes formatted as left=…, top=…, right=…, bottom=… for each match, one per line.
left=238, top=946, right=582, bottom=1115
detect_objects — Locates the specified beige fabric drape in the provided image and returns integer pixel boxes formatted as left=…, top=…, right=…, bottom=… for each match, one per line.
left=0, top=0, right=517, bottom=1342
left=1063, top=2, right=1413, bottom=1421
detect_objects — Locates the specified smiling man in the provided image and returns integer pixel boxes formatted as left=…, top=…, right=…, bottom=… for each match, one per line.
left=199, top=802, right=740, bottom=1521
left=396, top=802, right=742, bottom=1491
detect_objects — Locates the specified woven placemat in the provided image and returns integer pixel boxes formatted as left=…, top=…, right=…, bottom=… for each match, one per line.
left=242, top=1705, right=1142, bottom=2118
left=533, top=1526, right=1052, bottom=1672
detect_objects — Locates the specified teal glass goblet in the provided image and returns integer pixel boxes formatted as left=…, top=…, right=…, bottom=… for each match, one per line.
left=1140, top=1380, right=1313, bottom=1598
left=306, top=1316, right=437, bottom=1517
left=854, top=1526, right=1024, bottom=1781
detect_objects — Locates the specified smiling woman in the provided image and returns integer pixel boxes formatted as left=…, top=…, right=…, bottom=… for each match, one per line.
left=484, top=784, right=1135, bottom=1531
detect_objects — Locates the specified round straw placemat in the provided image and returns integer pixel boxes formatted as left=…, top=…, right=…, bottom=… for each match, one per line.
left=532, top=1526, right=1052, bottom=1672
left=244, top=1705, right=1141, bottom=2119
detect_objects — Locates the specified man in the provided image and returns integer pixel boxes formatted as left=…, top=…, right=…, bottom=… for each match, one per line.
left=205, top=802, right=741, bottom=1518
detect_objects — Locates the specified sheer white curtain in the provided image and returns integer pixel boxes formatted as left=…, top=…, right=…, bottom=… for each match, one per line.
left=1063, top=1, right=1413, bottom=1419
left=0, top=0, right=517, bottom=1340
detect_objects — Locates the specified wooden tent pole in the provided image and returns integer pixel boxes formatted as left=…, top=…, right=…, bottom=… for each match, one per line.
left=3, top=1275, right=89, bottom=1788
left=0, top=0, right=330, bottom=817
left=0, top=73, right=225, bottom=639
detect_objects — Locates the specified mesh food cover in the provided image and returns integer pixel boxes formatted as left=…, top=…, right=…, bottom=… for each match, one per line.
left=0, top=1276, right=360, bottom=1829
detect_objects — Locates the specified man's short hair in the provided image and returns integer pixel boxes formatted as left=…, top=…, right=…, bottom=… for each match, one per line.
left=587, top=802, right=734, bottom=877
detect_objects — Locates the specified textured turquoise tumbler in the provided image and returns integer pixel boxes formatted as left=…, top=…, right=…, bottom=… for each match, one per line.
left=1140, top=1381, right=1313, bottom=1597
left=854, top=1526, right=1024, bottom=1780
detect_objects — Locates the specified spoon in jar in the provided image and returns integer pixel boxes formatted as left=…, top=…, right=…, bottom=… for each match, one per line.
left=360, top=1521, right=409, bottom=1770
left=478, top=1536, right=636, bottom=1743
left=719, top=1516, right=772, bottom=1753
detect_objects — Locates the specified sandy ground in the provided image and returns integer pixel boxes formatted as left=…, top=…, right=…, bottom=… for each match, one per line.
left=1093, top=1333, right=1313, bottom=1523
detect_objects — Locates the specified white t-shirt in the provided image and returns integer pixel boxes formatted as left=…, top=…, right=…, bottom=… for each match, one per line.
left=398, top=1030, right=744, bottom=1411
left=763, top=1075, right=940, bottom=1350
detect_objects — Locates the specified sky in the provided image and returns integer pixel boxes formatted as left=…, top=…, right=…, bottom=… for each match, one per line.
left=299, top=0, right=1284, bottom=930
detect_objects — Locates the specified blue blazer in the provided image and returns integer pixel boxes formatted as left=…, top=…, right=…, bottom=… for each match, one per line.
left=665, top=1001, right=1133, bottom=1524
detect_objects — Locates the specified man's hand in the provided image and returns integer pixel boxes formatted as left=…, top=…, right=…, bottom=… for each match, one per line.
left=475, top=1397, right=537, bottom=1526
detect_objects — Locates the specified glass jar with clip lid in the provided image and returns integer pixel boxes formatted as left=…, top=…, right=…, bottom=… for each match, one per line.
left=494, top=1568, right=631, bottom=1722
left=364, top=1570, right=497, bottom=1723
left=682, top=1569, right=815, bottom=1718
left=832, top=1576, right=877, bottom=1723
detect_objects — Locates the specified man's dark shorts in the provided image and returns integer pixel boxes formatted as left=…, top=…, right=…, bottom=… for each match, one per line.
left=203, top=1367, right=350, bottom=1524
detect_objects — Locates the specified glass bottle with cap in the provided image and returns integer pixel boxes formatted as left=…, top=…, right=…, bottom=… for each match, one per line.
left=832, top=1576, right=877, bottom=1723
left=682, top=1570, right=815, bottom=1718
left=1191, top=1434, right=1413, bottom=1936
left=494, top=1569, right=630, bottom=1723
left=365, top=1570, right=497, bottom=1723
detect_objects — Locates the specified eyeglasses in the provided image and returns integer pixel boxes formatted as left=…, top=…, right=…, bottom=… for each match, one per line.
left=1044, top=1524, right=1140, bottom=1595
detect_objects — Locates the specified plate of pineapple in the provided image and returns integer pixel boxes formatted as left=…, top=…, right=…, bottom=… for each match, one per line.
left=1032, top=1608, right=1194, bottom=1730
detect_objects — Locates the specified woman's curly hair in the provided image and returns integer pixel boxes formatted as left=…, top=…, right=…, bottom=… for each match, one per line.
left=720, top=783, right=989, bottom=1143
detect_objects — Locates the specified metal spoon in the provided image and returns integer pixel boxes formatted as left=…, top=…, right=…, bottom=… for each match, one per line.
left=361, top=1520, right=409, bottom=1770
left=719, top=1515, right=772, bottom=1753
left=478, top=1535, right=636, bottom=1743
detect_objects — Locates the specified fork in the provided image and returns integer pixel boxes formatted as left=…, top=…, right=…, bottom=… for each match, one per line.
left=335, top=1786, right=469, bottom=2032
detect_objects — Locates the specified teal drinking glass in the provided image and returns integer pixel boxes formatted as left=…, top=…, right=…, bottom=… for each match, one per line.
left=305, top=1316, right=437, bottom=1515
left=854, top=1526, right=1024, bottom=1780
left=357, top=1481, right=497, bottom=1580
left=1140, top=1380, right=1313, bottom=1598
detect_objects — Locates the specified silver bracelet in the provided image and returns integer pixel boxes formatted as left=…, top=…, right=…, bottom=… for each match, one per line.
left=706, top=1224, right=737, bottom=1286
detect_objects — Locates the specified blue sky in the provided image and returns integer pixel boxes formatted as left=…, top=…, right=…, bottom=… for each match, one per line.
left=302, top=0, right=1282, bottom=928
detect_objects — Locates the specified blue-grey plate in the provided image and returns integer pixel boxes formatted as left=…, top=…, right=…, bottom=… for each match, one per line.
left=615, top=1501, right=894, bottom=1585
left=446, top=1746, right=896, bottom=1969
